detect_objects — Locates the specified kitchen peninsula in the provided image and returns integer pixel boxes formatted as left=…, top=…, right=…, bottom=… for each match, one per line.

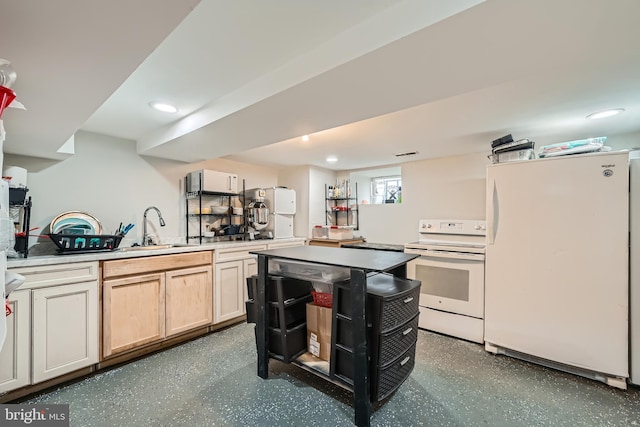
left=251, top=245, right=419, bottom=427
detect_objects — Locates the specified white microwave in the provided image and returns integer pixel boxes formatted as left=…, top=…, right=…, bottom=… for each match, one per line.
left=187, top=170, right=238, bottom=194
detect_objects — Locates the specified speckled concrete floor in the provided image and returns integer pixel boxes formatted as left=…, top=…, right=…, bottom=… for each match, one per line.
left=21, top=323, right=640, bottom=426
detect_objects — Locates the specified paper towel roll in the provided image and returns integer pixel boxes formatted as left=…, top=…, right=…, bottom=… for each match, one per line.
left=2, top=166, right=26, bottom=188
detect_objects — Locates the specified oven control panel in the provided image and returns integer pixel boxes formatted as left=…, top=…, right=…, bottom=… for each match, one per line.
left=418, top=219, right=486, bottom=236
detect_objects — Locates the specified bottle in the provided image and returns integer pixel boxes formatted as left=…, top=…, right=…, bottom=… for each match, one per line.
left=328, top=186, right=334, bottom=198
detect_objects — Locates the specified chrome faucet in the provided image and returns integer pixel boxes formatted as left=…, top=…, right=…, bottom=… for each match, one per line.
left=142, top=206, right=166, bottom=246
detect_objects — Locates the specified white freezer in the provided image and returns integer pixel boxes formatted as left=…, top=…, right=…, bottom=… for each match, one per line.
left=485, top=152, right=629, bottom=381
left=630, top=155, right=640, bottom=385
left=265, top=213, right=294, bottom=239
left=264, top=187, right=296, bottom=214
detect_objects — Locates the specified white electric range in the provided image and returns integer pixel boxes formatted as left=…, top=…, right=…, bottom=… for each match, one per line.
left=404, top=219, right=486, bottom=343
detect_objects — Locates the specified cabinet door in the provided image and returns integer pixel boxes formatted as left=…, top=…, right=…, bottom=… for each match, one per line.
left=0, top=289, right=30, bottom=393
left=166, top=266, right=213, bottom=337
left=103, top=273, right=165, bottom=358
left=214, top=260, right=244, bottom=323
left=32, top=281, right=99, bottom=383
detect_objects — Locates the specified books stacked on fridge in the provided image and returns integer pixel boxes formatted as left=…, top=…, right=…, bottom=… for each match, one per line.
left=488, top=134, right=535, bottom=164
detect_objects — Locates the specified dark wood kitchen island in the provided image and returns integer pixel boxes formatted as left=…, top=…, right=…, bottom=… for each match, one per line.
left=250, top=245, right=420, bottom=427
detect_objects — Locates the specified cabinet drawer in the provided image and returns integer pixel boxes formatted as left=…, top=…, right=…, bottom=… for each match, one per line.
left=214, top=245, right=266, bottom=262
left=102, top=252, right=212, bottom=279
left=376, top=288, right=420, bottom=332
left=10, top=262, right=98, bottom=290
left=378, top=313, right=419, bottom=366
left=336, top=273, right=420, bottom=333
left=375, top=342, right=416, bottom=401
left=332, top=341, right=417, bottom=403
left=334, top=313, right=419, bottom=367
left=267, top=240, right=305, bottom=250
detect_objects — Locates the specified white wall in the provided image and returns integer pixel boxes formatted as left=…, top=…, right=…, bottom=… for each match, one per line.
left=7, top=130, right=637, bottom=253
left=309, top=166, right=336, bottom=236
left=200, top=157, right=278, bottom=191
left=605, top=131, right=640, bottom=152
left=354, top=152, right=489, bottom=244
left=277, top=166, right=310, bottom=238
left=4, top=131, right=281, bottom=254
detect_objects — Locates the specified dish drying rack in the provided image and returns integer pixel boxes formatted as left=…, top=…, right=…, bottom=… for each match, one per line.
left=47, top=233, right=123, bottom=254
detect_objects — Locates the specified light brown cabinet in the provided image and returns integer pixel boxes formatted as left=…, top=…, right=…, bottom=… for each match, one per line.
left=102, top=251, right=213, bottom=359
left=166, top=266, right=213, bottom=336
left=102, top=273, right=165, bottom=357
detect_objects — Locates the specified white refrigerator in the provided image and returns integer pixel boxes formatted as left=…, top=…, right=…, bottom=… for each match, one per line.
left=485, top=151, right=629, bottom=388
left=630, top=152, right=640, bottom=385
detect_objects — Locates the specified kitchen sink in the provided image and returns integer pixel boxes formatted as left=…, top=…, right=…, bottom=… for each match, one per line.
left=118, top=244, right=195, bottom=252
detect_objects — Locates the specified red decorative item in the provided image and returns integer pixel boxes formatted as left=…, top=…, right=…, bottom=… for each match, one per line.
left=0, top=85, right=17, bottom=119
left=311, top=291, right=333, bottom=308
left=5, top=299, right=12, bottom=316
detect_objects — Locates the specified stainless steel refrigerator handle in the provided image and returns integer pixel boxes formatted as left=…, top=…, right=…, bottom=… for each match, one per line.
left=487, top=176, right=497, bottom=245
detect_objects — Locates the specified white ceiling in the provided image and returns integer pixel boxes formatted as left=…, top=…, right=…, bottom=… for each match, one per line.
left=3, top=0, right=640, bottom=171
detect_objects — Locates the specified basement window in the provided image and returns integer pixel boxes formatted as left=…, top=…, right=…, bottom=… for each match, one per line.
left=349, top=167, right=402, bottom=205
left=371, top=176, right=402, bottom=204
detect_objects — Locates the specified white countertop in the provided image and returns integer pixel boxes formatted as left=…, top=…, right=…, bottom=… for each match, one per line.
left=7, top=238, right=306, bottom=268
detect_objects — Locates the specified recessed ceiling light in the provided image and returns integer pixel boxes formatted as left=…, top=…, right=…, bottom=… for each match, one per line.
left=586, top=108, right=625, bottom=120
left=326, top=156, right=338, bottom=163
left=302, top=135, right=309, bottom=142
left=149, top=101, right=178, bottom=113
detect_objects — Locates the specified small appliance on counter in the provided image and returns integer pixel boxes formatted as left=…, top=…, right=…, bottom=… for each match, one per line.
left=245, top=187, right=296, bottom=239
left=245, top=192, right=270, bottom=239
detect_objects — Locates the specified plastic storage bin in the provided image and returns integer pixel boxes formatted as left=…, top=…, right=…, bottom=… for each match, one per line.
left=268, top=258, right=350, bottom=283
left=312, top=225, right=355, bottom=240
left=245, top=275, right=313, bottom=362
left=328, top=225, right=354, bottom=240
left=312, top=225, right=329, bottom=239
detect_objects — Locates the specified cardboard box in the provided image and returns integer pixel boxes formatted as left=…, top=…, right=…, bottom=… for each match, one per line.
left=306, top=303, right=332, bottom=362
